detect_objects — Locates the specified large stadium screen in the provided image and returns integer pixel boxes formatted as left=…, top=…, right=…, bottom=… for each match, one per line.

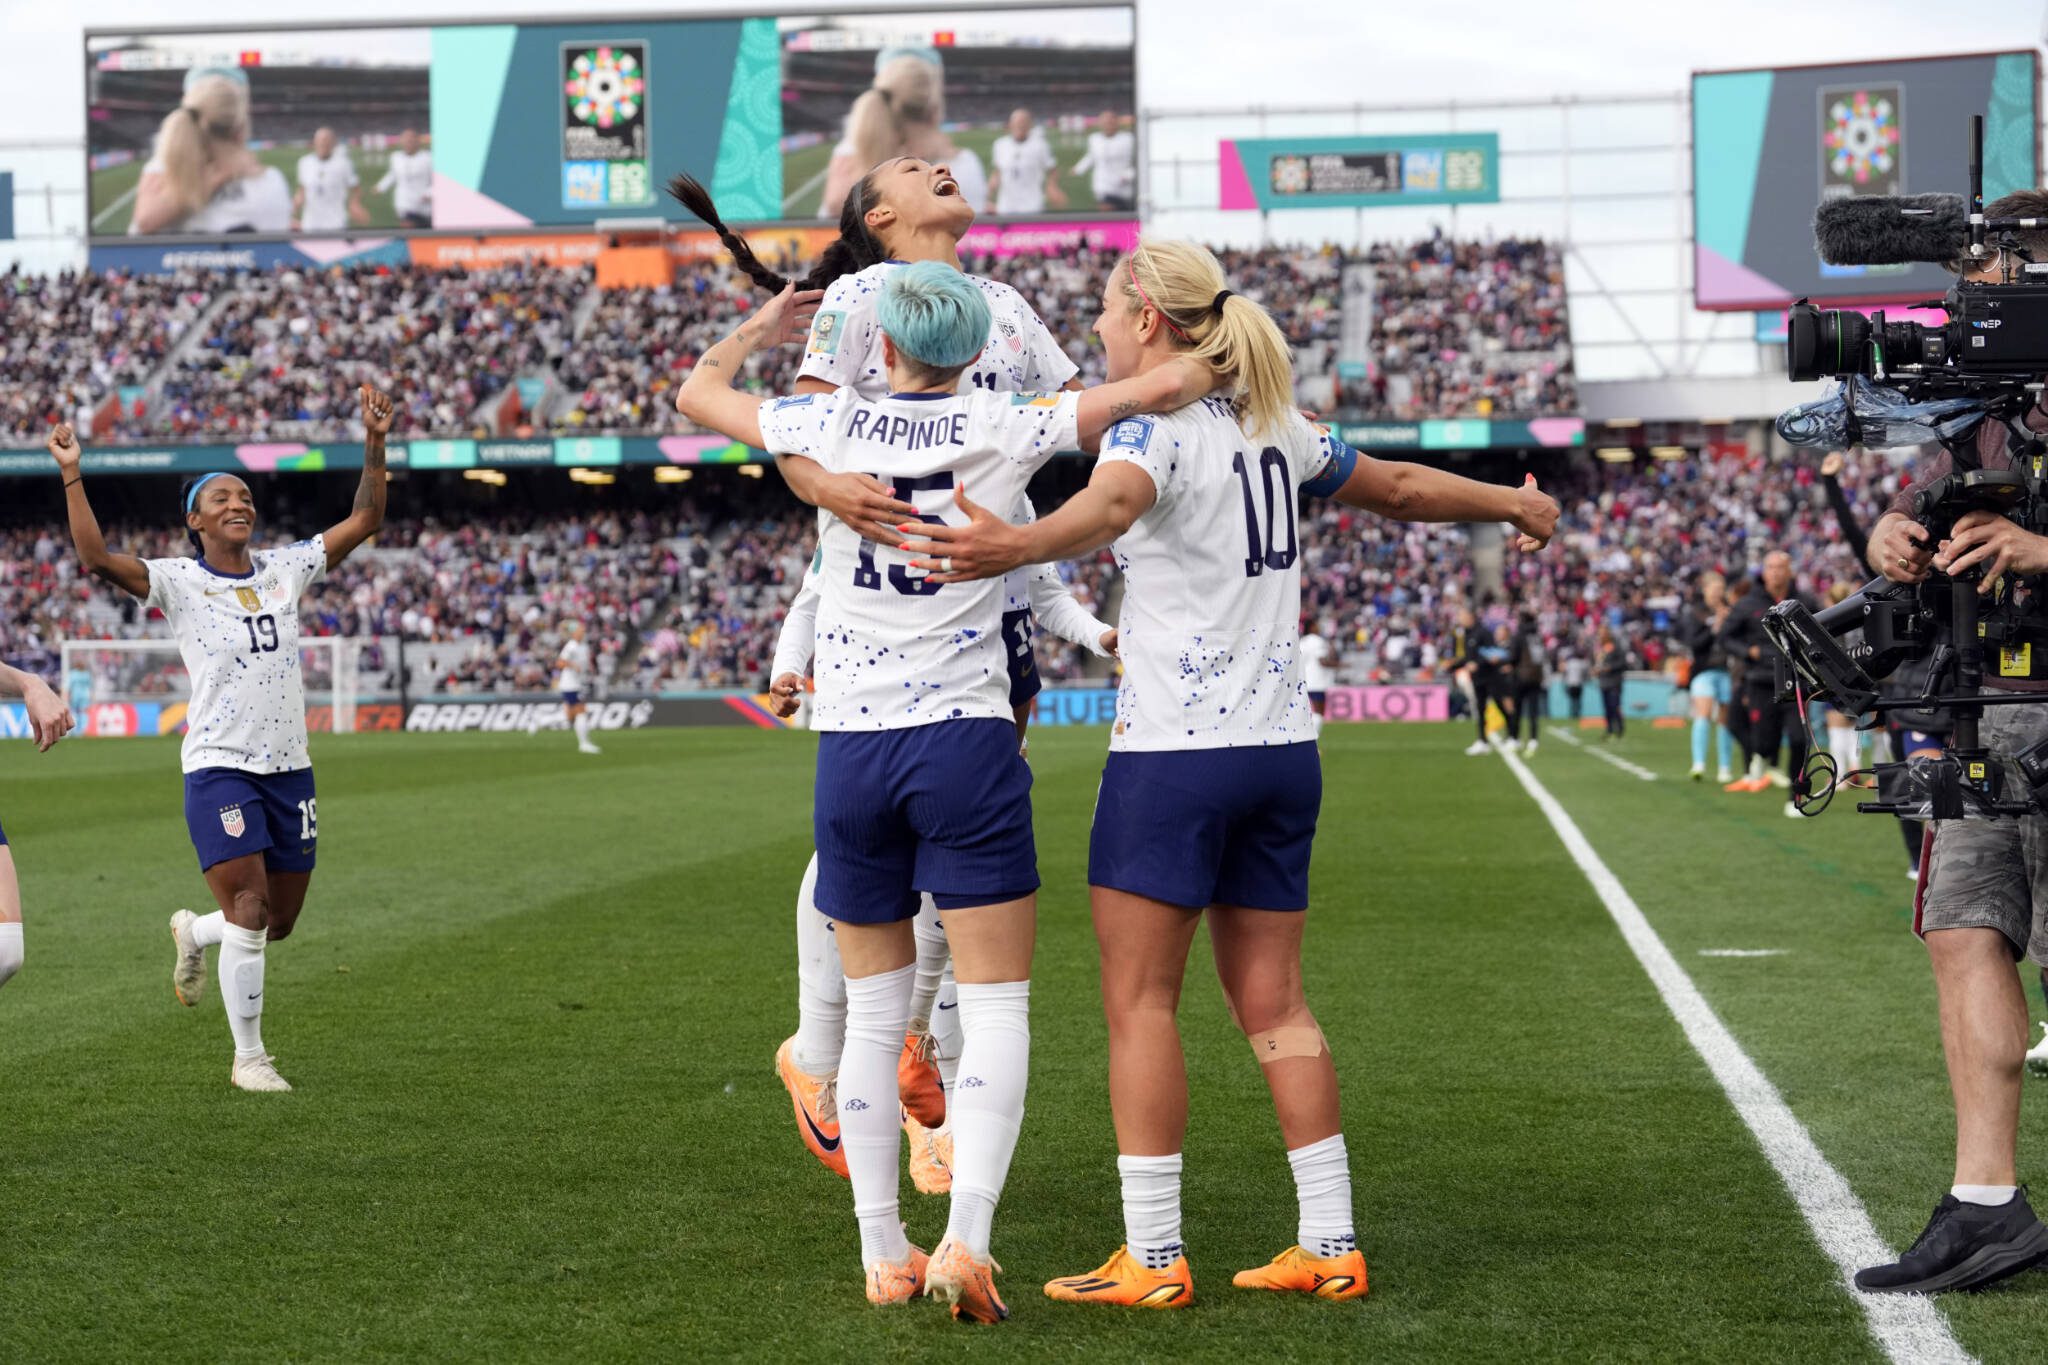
left=84, top=6, right=1136, bottom=242
left=1691, top=51, right=2039, bottom=311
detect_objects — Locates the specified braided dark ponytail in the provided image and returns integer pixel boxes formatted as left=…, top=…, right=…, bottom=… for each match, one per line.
left=666, top=170, right=889, bottom=296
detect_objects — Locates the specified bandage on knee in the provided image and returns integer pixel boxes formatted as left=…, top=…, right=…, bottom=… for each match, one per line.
left=1248, top=1025, right=1327, bottom=1062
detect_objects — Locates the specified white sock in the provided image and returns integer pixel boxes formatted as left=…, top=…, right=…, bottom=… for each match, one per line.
left=1830, top=728, right=1858, bottom=778
left=1118, top=1152, right=1184, bottom=1268
left=932, top=968, right=961, bottom=1100
left=945, top=979, right=1030, bottom=1259
left=1287, top=1134, right=1357, bottom=1260
left=908, top=895, right=947, bottom=1033
left=1952, top=1183, right=2019, bottom=1206
left=843, top=963, right=913, bottom=1266
left=191, top=909, right=227, bottom=949
left=791, top=856, right=845, bottom=1077
left=0, top=921, right=22, bottom=988
left=573, top=713, right=591, bottom=745
left=219, top=923, right=268, bottom=1060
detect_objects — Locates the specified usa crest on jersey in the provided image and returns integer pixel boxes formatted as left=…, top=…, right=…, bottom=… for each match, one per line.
left=220, top=805, right=246, bottom=838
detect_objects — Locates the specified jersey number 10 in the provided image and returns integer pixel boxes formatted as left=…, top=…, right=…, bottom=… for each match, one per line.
left=1231, top=449, right=1298, bottom=577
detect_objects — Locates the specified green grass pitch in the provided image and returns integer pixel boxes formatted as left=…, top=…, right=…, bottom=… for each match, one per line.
left=782, top=126, right=1107, bottom=219
left=91, top=145, right=401, bottom=237
left=6, top=722, right=2048, bottom=1360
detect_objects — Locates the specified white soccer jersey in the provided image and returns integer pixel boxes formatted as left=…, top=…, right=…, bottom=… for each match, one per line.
left=1302, top=633, right=1336, bottom=692
left=144, top=538, right=328, bottom=775
left=1074, top=129, right=1136, bottom=201
left=798, top=262, right=1078, bottom=400
left=135, top=164, right=291, bottom=236
left=771, top=553, right=825, bottom=680
left=990, top=134, right=1059, bottom=215
left=296, top=151, right=358, bottom=231
left=377, top=149, right=434, bottom=219
left=757, top=388, right=1079, bottom=730
left=1100, top=399, right=1344, bottom=751
left=556, top=639, right=591, bottom=693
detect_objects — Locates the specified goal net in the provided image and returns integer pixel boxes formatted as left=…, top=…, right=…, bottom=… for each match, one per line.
left=58, top=636, right=368, bottom=736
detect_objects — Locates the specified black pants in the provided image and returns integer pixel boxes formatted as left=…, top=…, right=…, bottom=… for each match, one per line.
left=1746, top=689, right=1810, bottom=794
left=1600, top=682, right=1624, bottom=736
left=1512, top=683, right=1544, bottom=741
left=1565, top=682, right=1588, bottom=720
left=1473, top=674, right=1502, bottom=740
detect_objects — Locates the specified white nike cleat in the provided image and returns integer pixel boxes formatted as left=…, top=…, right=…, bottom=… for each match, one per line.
left=230, top=1053, right=292, bottom=1092
left=1463, top=740, right=1490, bottom=756
left=2026, top=1023, right=2048, bottom=1078
left=1690, top=763, right=1705, bottom=781
left=1524, top=740, right=1538, bottom=756
left=578, top=742, right=602, bottom=755
left=1717, top=767, right=1735, bottom=784
left=1499, top=737, right=1520, bottom=753
left=169, top=909, right=206, bottom=1006
left=1766, top=769, right=1791, bottom=789
left=1784, top=801, right=1804, bottom=819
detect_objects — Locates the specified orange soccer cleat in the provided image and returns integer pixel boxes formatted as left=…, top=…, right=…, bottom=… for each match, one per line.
left=898, top=1029, right=947, bottom=1129
left=774, top=1036, right=849, bottom=1178
left=1232, top=1245, right=1369, bottom=1301
left=866, top=1241, right=930, bottom=1306
left=926, top=1237, right=1008, bottom=1323
left=904, top=1111, right=953, bottom=1195
left=1044, top=1245, right=1194, bottom=1309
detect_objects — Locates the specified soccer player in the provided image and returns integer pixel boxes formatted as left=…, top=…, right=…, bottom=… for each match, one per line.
left=47, top=387, right=391, bottom=1092
left=0, top=662, right=75, bottom=992
left=557, top=623, right=600, bottom=755
left=1299, top=619, right=1337, bottom=736
left=1680, top=571, right=1735, bottom=782
left=294, top=128, right=366, bottom=233
left=675, top=262, right=1209, bottom=1319
left=1072, top=111, right=1137, bottom=212
left=989, top=109, right=1064, bottom=217
left=768, top=532, right=1116, bottom=1196
left=375, top=128, right=433, bottom=228
left=901, top=239, right=1558, bottom=1308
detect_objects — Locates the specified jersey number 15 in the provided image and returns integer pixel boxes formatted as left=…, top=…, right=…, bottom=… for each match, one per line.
left=855, top=471, right=953, bottom=597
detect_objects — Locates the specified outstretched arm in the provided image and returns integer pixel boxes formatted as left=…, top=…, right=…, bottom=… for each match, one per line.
left=674, top=283, right=822, bottom=451
left=48, top=424, right=149, bottom=599
left=324, top=385, right=392, bottom=569
left=1329, top=459, right=1558, bottom=551
left=903, top=462, right=1159, bottom=583
left=1074, top=357, right=1214, bottom=446
left=0, top=661, right=73, bottom=753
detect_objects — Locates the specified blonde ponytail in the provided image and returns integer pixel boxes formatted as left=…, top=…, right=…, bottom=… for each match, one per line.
left=843, top=88, right=903, bottom=183
left=1117, top=237, right=1296, bottom=438
left=150, top=75, right=251, bottom=226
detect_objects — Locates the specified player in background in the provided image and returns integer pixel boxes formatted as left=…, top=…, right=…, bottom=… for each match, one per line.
left=817, top=49, right=988, bottom=219
left=47, top=388, right=391, bottom=1092
left=768, top=533, right=1116, bottom=1197
left=989, top=109, right=1064, bottom=217
left=557, top=623, right=600, bottom=755
left=1072, top=111, right=1137, bottom=212
left=376, top=128, right=434, bottom=228
left=674, top=158, right=1091, bottom=1193
left=902, top=239, right=1558, bottom=1309
left=1298, top=619, right=1337, bottom=738
left=0, top=662, right=75, bottom=993
left=676, top=262, right=1210, bottom=1320
left=294, top=128, right=367, bottom=233
left=1680, top=570, right=1735, bottom=783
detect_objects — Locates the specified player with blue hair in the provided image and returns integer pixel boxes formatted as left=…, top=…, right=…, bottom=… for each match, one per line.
left=678, top=260, right=1209, bottom=1322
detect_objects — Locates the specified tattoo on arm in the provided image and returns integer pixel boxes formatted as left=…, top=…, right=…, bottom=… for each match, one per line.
left=701, top=358, right=723, bottom=369
left=1108, top=399, right=1140, bottom=420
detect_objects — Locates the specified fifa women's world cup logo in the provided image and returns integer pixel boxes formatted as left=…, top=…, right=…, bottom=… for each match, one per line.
left=1820, top=85, right=1903, bottom=198
left=560, top=41, right=653, bottom=209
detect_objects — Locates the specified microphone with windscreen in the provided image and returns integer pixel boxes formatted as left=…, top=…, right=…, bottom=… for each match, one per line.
left=1813, top=194, right=1967, bottom=266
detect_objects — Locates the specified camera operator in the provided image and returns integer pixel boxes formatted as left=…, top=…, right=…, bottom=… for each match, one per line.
left=1855, top=192, right=2048, bottom=1293
left=1720, top=551, right=1818, bottom=817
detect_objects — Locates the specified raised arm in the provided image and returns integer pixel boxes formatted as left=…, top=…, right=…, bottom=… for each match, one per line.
left=1328, top=458, right=1558, bottom=551
left=0, top=660, right=74, bottom=753
left=324, top=385, right=392, bottom=569
left=674, top=283, right=821, bottom=453
left=48, top=423, right=149, bottom=599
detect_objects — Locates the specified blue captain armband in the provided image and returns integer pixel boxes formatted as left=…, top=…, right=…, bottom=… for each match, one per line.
left=1300, top=435, right=1359, bottom=498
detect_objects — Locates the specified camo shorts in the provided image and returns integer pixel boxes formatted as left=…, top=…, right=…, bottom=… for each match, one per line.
left=1916, top=697, right=2048, bottom=966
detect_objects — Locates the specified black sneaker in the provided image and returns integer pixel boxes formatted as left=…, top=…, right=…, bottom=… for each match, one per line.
left=1855, top=1190, right=2048, bottom=1294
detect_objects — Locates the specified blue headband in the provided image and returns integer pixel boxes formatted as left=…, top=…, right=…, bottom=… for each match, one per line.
left=186, top=472, right=233, bottom=514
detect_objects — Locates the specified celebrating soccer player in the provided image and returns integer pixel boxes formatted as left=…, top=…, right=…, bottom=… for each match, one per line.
left=902, top=239, right=1558, bottom=1308
left=676, top=261, right=1208, bottom=1320
left=47, top=388, right=391, bottom=1092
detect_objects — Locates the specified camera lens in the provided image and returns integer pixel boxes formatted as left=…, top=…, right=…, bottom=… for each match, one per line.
left=1787, top=304, right=1871, bottom=381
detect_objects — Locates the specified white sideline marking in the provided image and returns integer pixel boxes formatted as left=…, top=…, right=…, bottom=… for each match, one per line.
left=90, top=184, right=138, bottom=232
left=1549, top=729, right=1658, bottom=781
left=1497, top=747, right=1973, bottom=1365
left=1699, top=948, right=1789, bottom=958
